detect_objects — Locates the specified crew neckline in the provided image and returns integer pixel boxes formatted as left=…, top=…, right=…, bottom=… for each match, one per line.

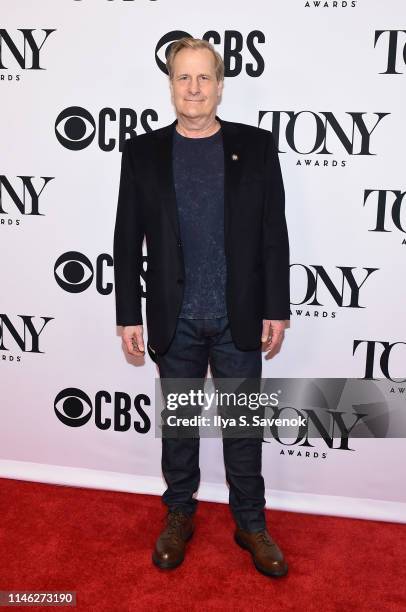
left=174, top=125, right=222, bottom=141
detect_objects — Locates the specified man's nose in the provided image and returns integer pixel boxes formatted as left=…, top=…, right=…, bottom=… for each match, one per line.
left=188, top=78, right=200, bottom=94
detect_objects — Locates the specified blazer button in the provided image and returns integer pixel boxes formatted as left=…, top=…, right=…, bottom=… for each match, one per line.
left=177, top=278, right=184, bottom=285
left=177, top=241, right=182, bottom=248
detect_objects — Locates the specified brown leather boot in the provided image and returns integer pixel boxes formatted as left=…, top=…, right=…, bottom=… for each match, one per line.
left=152, top=510, right=194, bottom=570
left=235, top=528, right=288, bottom=577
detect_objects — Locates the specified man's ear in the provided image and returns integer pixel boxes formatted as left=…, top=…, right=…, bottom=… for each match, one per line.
left=217, top=79, right=224, bottom=99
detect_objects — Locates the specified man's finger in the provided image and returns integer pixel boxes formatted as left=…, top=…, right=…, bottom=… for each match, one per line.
left=130, top=339, right=145, bottom=356
left=266, top=344, right=282, bottom=360
left=123, top=335, right=145, bottom=357
left=261, top=320, right=271, bottom=342
left=263, top=328, right=281, bottom=350
left=125, top=339, right=142, bottom=357
left=265, top=331, right=285, bottom=359
left=271, top=328, right=283, bottom=344
left=134, top=330, right=145, bottom=353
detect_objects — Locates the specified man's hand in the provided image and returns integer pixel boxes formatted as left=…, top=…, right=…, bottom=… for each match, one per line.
left=261, top=319, right=287, bottom=360
left=122, top=325, right=145, bottom=357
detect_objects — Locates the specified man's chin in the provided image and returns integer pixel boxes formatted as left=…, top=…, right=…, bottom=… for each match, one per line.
left=178, top=108, right=205, bottom=120
left=185, top=101, right=215, bottom=111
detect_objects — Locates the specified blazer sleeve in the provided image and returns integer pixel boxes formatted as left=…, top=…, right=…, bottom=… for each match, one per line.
left=262, top=131, right=290, bottom=320
left=113, top=138, right=145, bottom=327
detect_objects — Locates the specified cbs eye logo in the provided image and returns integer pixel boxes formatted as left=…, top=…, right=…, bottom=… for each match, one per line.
left=55, top=106, right=96, bottom=150
left=54, top=251, right=113, bottom=295
left=54, top=388, right=93, bottom=427
left=155, top=30, right=191, bottom=73
left=54, top=387, right=151, bottom=433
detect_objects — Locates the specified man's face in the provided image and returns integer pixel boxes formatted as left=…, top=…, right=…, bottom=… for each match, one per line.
left=169, top=47, right=223, bottom=122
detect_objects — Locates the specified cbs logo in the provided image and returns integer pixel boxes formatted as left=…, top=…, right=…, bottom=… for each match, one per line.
left=54, top=387, right=151, bottom=433
left=155, top=30, right=265, bottom=77
left=55, top=106, right=158, bottom=151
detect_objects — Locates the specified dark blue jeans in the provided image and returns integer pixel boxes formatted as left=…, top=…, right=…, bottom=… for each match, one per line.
left=156, top=315, right=266, bottom=532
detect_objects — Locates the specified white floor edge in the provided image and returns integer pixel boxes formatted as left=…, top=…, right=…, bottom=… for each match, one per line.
left=1, top=459, right=405, bottom=524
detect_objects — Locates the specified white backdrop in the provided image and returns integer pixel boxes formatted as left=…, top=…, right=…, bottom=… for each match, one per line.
left=1, top=0, right=406, bottom=523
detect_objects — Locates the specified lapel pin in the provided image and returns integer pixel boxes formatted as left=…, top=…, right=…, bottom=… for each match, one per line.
left=231, top=153, right=239, bottom=161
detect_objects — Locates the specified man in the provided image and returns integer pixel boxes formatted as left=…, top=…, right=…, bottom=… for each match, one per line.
left=113, top=37, right=290, bottom=578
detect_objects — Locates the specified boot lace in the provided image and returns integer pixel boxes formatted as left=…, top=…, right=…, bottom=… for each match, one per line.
left=164, top=511, right=188, bottom=542
left=254, top=530, right=275, bottom=548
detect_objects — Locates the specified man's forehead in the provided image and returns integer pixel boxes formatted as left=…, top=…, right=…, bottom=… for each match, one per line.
left=172, top=48, right=216, bottom=73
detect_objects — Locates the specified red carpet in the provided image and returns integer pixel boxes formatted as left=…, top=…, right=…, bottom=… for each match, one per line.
left=0, top=477, right=404, bottom=611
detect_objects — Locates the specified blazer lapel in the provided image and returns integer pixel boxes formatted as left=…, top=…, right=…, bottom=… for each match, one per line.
left=217, top=116, right=244, bottom=244
left=154, top=119, right=180, bottom=241
left=154, top=115, right=244, bottom=245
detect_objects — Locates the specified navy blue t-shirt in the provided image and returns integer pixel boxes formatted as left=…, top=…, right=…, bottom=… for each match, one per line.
left=172, top=126, right=227, bottom=318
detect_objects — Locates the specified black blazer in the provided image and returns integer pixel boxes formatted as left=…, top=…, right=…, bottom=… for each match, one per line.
left=113, top=115, right=290, bottom=361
